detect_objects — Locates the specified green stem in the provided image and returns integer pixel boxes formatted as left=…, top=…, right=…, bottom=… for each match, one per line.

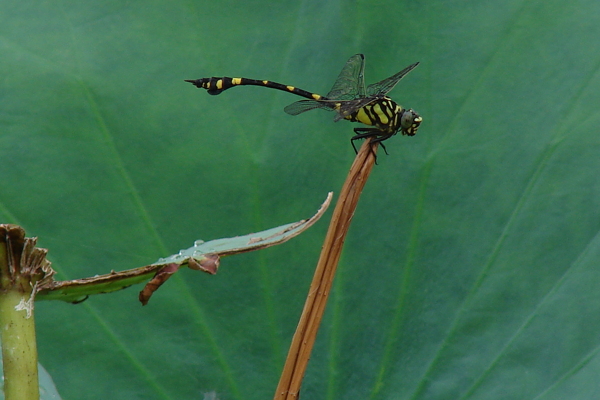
left=0, top=225, right=43, bottom=400
left=0, top=284, right=39, bottom=400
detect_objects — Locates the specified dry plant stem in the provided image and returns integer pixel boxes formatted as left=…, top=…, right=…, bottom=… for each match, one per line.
left=274, top=139, right=378, bottom=400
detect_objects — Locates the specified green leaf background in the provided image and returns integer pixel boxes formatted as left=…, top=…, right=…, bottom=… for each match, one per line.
left=2, top=0, right=600, bottom=399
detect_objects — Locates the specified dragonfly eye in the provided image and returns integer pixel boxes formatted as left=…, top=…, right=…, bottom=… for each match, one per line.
left=400, top=109, right=422, bottom=136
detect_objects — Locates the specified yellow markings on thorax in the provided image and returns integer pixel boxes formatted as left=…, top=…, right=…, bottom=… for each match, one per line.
left=344, top=100, right=400, bottom=129
left=216, top=79, right=224, bottom=89
left=351, top=108, right=375, bottom=126
left=372, top=103, right=389, bottom=125
left=232, top=78, right=242, bottom=85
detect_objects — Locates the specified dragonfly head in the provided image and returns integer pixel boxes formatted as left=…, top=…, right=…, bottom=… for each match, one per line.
left=400, top=109, right=422, bottom=136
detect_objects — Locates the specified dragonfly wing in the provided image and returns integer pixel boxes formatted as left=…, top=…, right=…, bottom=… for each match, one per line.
left=325, top=54, right=366, bottom=100
left=332, top=97, right=377, bottom=122
left=366, top=62, right=419, bottom=96
left=284, top=100, right=335, bottom=115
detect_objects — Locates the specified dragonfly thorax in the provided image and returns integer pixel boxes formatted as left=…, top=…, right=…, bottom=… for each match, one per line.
left=345, top=96, right=421, bottom=137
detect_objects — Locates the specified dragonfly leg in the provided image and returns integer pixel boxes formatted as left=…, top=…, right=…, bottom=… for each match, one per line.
left=379, top=141, right=388, bottom=155
left=351, top=128, right=387, bottom=162
left=351, top=128, right=379, bottom=152
left=371, top=134, right=394, bottom=155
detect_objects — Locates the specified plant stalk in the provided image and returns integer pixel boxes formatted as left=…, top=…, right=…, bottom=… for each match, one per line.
left=274, top=139, right=378, bottom=399
left=1, top=225, right=52, bottom=400
left=0, top=285, right=39, bottom=400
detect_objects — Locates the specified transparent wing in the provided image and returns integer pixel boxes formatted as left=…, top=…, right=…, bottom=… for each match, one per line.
left=284, top=100, right=336, bottom=115
left=333, top=97, right=377, bottom=122
left=325, top=54, right=366, bottom=100
left=284, top=97, right=375, bottom=121
left=366, top=62, right=419, bottom=97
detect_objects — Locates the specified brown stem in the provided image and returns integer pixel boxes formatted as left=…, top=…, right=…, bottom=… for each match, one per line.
left=274, top=139, right=378, bottom=399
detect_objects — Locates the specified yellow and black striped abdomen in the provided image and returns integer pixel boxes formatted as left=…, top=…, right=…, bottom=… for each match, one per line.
left=345, top=97, right=402, bottom=134
left=185, top=77, right=324, bottom=101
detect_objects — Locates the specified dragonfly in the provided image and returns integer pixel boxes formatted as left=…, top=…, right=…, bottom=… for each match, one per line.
left=185, top=54, right=422, bottom=156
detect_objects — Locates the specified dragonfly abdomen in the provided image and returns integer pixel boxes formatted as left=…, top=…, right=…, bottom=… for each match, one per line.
left=185, top=77, right=325, bottom=101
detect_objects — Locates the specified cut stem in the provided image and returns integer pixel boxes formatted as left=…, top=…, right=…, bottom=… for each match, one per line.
left=0, top=225, right=51, bottom=400
left=274, top=139, right=378, bottom=399
left=0, top=286, right=39, bottom=400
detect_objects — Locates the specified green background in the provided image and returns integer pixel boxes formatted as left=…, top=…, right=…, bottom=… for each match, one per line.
left=2, top=0, right=600, bottom=399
